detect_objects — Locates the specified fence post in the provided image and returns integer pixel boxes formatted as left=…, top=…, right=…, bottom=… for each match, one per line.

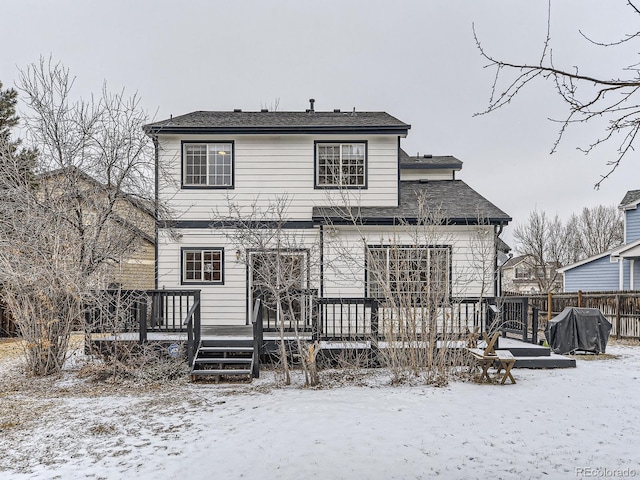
left=547, top=291, right=553, bottom=324
left=577, top=290, right=583, bottom=308
left=615, top=294, right=621, bottom=338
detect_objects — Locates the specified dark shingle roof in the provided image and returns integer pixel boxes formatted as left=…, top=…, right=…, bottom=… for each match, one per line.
left=144, top=111, right=410, bottom=135
left=399, top=149, right=463, bottom=170
left=502, top=254, right=529, bottom=269
left=313, top=180, right=511, bottom=225
left=620, top=189, right=640, bottom=207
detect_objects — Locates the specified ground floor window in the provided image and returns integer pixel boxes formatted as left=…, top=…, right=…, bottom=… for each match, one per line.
left=366, top=245, right=450, bottom=302
left=182, top=248, right=224, bottom=284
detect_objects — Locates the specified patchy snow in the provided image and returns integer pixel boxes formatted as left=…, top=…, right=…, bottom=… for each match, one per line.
left=1, top=341, right=640, bottom=480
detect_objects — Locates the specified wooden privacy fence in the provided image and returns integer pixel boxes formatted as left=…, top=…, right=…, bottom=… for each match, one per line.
left=504, top=291, right=640, bottom=339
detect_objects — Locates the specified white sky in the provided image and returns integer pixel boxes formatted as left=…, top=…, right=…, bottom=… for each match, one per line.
left=2, top=0, right=638, bottom=247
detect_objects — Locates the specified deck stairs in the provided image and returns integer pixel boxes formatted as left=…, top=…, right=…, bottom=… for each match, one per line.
left=190, top=338, right=255, bottom=381
left=496, top=337, right=576, bottom=368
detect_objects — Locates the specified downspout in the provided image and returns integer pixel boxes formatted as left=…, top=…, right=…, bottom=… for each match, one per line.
left=153, top=134, right=159, bottom=290
left=494, top=223, right=504, bottom=297
left=319, top=224, right=324, bottom=298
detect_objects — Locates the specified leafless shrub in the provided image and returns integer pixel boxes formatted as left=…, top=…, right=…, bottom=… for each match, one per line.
left=0, top=58, right=156, bottom=376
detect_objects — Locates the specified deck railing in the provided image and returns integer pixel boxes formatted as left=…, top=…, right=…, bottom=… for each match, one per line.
left=498, top=296, right=539, bottom=344
left=86, top=289, right=200, bottom=343
left=312, top=297, right=492, bottom=341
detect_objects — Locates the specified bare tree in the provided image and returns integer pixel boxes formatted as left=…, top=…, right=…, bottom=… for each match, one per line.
left=474, top=1, right=640, bottom=187
left=0, top=58, right=155, bottom=375
left=565, top=205, right=624, bottom=262
left=513, top=209, right=567, bottom=292
left=321, top=190, right=495, bottom=385
left=213, top=195, right=322, bottom=386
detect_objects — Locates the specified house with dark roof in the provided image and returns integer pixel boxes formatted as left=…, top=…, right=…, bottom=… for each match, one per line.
left=558, top=189, right=640, bottom=291
left=144, top=102, right=511, bottom=330
left=501, top=254, right=562, bottom=294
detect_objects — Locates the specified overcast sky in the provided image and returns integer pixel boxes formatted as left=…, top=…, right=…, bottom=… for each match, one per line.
left=2, top=0, right=637, bottom=248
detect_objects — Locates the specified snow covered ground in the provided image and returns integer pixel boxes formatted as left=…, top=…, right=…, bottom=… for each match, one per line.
left=1, top=341, right=639, bottom=480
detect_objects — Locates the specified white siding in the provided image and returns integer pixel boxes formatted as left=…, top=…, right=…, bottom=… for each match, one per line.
left=158, top=134, right=399, bottom=221
left=158, top=227, right=321, bottom=326
left=159, top=224, right=497, bottom=325
left=323, top=225, right=496, bottom=299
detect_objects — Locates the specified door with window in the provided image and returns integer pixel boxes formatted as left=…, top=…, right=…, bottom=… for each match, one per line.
left=249, top=251, right=307, bottom=330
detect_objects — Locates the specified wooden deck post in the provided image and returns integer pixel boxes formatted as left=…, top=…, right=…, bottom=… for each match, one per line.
left=547, top=292, right=553, bottom=323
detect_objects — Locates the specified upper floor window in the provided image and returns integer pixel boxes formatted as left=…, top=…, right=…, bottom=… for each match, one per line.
left=182, top=248, right=224, bottom=284
left=183, top=142, right=234, bottom=188
left=315, top=141, right=367, bottom=188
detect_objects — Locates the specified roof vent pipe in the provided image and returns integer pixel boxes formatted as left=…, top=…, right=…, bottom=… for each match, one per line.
left=309, top=98, right=315, bottom=113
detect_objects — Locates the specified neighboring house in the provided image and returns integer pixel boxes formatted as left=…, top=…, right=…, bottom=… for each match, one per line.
left=38, top=168, right=156, bottom=290
left=558, top=189, right=640, bottom=291
left=501, top=254, right=562, bottom=294
left=143, top=103, right=511, bottom=328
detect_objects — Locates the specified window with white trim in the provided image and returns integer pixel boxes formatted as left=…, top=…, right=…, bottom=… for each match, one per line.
left=182, top=249, right=224, bottom=284
left=367, top=246, right=450, bottom=301
left=316, top=142, right=366, bottom=187
left=183, top=143, right=233, bottom=187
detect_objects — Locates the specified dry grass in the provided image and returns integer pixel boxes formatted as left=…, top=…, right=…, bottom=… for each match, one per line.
left=570, top=352, right=620, bottom=361
left=0, top=337, right=23, bottom=361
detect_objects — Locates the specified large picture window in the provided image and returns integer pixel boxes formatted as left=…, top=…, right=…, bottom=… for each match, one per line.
left=182, top=248, right=224, bottom=284
left=183, top=142, right=233, bottom=188
left=366, top=246, right=450, bottom=301
left=316, top=142, right=366, bottom=188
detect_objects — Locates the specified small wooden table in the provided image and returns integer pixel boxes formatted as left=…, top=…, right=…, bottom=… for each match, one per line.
left=466, top=332, right=516, bottom=385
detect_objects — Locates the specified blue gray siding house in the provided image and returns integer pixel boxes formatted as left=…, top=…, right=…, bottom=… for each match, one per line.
left=559, top=189, right=640, bottom=292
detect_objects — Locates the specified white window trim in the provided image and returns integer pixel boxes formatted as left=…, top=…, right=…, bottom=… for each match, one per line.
left=181, top=248, right=224, bottom=285
left=315, top=141, right=367, bottom=188
left=182, top=142, right=234, bottom=188
left=366, top=245, right=451, bottom=300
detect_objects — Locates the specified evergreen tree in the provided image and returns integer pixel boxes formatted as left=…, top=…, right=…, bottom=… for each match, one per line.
left=0, top=80, right=37, bottom=185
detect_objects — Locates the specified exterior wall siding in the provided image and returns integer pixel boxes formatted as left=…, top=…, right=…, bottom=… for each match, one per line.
left=158, top=228, right=320, bottom=325
left=109, top=239, right=155, bottom=290
left=158, top=134, right=399, bottom=221
left=563, top=256, right=620, bottom=292
left=625, top=207, right=640, bottom=243
left=158, top=223, right=497, bottom=326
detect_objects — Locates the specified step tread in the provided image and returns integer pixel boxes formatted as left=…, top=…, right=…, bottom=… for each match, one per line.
left=191, top=369, right=252, bottom=376
left=512, top=355, right=576, bottom=369
left=194, top=357, right=252, bottom=364
left=198, top=346, right=254, bottom=353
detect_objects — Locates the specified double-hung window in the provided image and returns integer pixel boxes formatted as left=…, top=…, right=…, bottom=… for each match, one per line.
left=315, top=142, right=367, bottom=188
left=182, top=248, right=224, bottom=284
left=183, top=142, right=233, bottom=188
left=366, top=246, right=450, bottom=302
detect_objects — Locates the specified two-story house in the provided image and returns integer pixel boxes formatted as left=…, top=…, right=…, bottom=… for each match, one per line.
left=558, top=189, right=640, bottom=291
left=501, top=254, right=563, bottom=294
left=143, top=103, right=511, bottom=330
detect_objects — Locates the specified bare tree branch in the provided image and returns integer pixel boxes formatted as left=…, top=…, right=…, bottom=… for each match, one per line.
left=473, top=1, right=640, bottom=188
